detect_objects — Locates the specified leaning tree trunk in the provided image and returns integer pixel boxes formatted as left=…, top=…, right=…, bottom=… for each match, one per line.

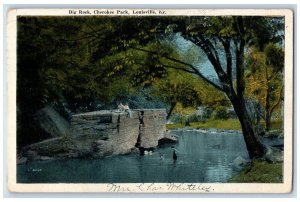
left=230, top=23, right=265, bottom=159
left=229, top=94, right=266, bottom=159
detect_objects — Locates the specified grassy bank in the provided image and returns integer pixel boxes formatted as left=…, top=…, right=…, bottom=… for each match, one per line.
left=167, top=119, right=241, bottom=130
left=167, top=119, right=283, bottom=131
left=229, top=160, right=283, bottom=183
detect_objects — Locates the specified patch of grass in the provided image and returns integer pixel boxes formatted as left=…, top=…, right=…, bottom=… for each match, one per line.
left=229, top=160, right=283, bottom=183
left=167, top=119, right=283, bottom=131
left=166, top=119, right=242, bottom=130
left=191, top=119, right=242, bottom=130
left=166, top=123, right=186, bottom=130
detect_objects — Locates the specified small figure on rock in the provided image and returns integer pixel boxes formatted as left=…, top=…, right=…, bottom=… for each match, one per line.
left=117, top=103, right=132, bottom=118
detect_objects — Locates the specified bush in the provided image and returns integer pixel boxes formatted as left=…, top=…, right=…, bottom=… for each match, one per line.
left=187, top=113, right=205, bottom=122
left=170, top=113, right=182, bottom=123
left=212, top=106, right=230, bottom=120
left=186, top=107, right=213, bottom=122
left=202, top=107, right=213, bottom=120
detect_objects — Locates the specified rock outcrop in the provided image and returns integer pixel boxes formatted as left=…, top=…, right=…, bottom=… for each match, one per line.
left=136, top=110, right=166, bottom=148
left=69, top=110, right=141, bottom=156
left=19, top=109, right=174, bottom=163
left=262, top=146, right=284, bottom=163
left=158, top=130, right=178, bottom=146
left=233, top=156, right=249, bottom=168
left=34, top=105, right=70, bottom=138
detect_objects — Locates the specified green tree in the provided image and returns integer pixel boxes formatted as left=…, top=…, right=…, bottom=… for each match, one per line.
left=151, top=71, right=201, bottom=120
left=246, top=43, right=284, bottom=131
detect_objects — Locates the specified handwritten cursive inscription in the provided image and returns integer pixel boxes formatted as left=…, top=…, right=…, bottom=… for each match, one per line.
left=106, top=183, right=214, bottom=192
left=167, top=183, right=213, bottom=192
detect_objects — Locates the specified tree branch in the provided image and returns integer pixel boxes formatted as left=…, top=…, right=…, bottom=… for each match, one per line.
left=129, top=46, right=192, bottom=67
left=162, top=65, right=224, bottom=92
left=60, top=30, right=111, bottom=42
left=193, top=35, right=229, bottom=86
left=234, top=16, right=245, bottom=38
left=161, top=64, right=198, bottom=74
left=233, top=16, right=246, bottom=99
left=220, top=38, right=233, bottom=83
left=130, top=46, right=224, bottom=91
left=234, top=16, right=246, bottom=99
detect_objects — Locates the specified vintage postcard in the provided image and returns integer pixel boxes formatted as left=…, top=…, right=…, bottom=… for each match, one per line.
left=6, top=8, right=293, bottom=193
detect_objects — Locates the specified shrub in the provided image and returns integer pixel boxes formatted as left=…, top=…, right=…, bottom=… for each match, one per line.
left=212, top=106, right=230, bottom=120
left=170, top=113, right=182, bottom=123
left=187, top=107, right=213, bottom=122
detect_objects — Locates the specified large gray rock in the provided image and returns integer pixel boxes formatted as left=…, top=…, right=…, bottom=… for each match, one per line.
left=69, top=110, right=141, bottom=156
left=34, top=105, right=70, bottom=138
left=20, top=109, right=168, bottom=162
left=263, top=146, right=284, bottom=163
left=137, top=109, right=166, bottom=148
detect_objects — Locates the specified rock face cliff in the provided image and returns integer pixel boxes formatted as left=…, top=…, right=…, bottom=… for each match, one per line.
left=136, top=110, right=166, bottom=148
left=34, top=105, right=70, bottom=138
left=19, top=109, right=174, bottom=163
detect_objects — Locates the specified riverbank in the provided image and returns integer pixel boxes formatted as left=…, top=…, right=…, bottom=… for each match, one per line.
left=167, top=119, right=242, bottom=130
left=229, top=160, right=283, bottom=183
left=167, top=119, right=282, bottom=131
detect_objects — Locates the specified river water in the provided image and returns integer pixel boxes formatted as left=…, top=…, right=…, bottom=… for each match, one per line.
left=17, top=129, right=250, bottom=183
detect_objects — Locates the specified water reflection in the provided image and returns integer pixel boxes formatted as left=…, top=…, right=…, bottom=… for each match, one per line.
left=18, top=130, right=249, bottom=183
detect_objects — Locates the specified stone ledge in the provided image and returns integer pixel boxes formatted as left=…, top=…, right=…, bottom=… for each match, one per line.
left=19, top=109, right=170, bottom=163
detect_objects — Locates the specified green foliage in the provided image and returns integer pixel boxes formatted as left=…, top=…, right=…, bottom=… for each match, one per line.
left=264, top=43, right=284, bottom=72
left=212, top=106, right=231, bottom=120
left=229, top=160, right=283, bottom=183
left=269, top=120, right=283, bottom=131
left=167, top=118, right=282, bottom=131
left=16, top=17, right=139, bottom=146
left=17, top=16, right=283, bottom=111
left=245, top=43, right=284, bottom=131
left=166, top=119, right=242, bottom=130
left=187, top=111, right=212, bottom=122
left=120, top=40, right=229, bottom=117
left=169, top=113, right=182, bottom=124
left=151, top=74, right=201, bottom=108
